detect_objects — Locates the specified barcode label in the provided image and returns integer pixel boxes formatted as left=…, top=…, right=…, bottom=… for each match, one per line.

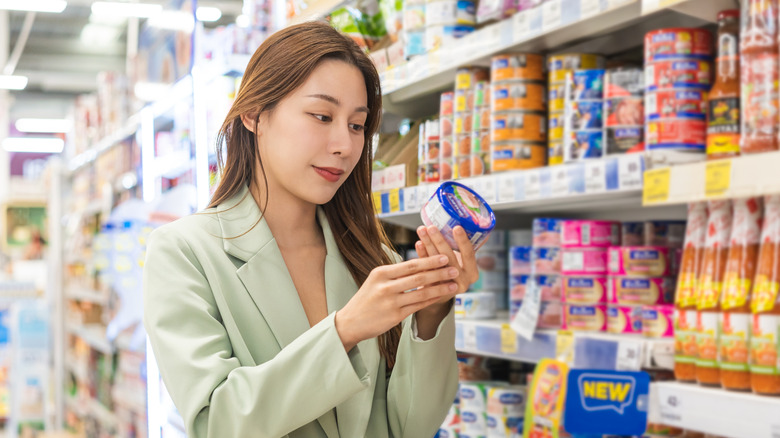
left=582, top=224, right=591, bottom=246
left=562, top=252, right=584, bottom=271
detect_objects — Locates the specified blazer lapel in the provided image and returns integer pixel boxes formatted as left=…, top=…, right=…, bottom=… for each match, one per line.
left=319, top=208, right=378, bottom=436
left=216, top=188, right=340, bottom=438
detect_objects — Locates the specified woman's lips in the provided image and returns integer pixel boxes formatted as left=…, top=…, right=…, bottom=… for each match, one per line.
left=313, top=166, right=343, bottom=182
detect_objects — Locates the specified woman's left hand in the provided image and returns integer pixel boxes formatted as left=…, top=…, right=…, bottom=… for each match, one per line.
left=415, top=225, right=480, bottom=304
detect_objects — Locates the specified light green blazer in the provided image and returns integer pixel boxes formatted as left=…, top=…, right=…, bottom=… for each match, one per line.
left=142, top=186, right=459, bottom=438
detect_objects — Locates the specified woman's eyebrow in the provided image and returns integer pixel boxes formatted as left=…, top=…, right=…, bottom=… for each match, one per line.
left=306, top=94, right=369, bottom=113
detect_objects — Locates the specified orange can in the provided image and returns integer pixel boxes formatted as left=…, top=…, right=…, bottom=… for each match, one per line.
left=491, top=111, right=547, bottom=142
left=491, top=81, right=547, bottom=112
left=491, top=53, right=546, bottom=82
left=455, top=134, right=472, bottom=157
left=492, top=141, right=547, bottom=171
left=455, top=155, right=472, bottom=178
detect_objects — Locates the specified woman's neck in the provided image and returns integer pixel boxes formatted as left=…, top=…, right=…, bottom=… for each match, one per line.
left=249, top=179, right=323, bottom=249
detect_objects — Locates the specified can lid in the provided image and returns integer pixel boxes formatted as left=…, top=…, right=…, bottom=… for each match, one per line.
left=717, top=9, right=739, bottom=21
left=434, top=181, right=496, bottom=234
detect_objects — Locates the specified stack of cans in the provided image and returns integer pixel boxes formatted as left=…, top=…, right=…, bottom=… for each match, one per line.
left=452, top=67, right=489, bottom=180
left=547, top=53, right=605, bottom=165
left=604, top=68, right=646, bottom=155
left=466, top=80, right=491, bottom=178
left=644, top=28, right=713, bottom=155
left=490, top=53, right=548, bottom=172
left=563, top=69, right=605, bottom=162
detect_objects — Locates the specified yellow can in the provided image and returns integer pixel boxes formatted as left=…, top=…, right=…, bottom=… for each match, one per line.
left=547, top=53, right=604, bottom=83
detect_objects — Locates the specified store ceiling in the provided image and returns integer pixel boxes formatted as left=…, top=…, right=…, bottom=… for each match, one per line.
left=5, top=0, right=243, bottom=120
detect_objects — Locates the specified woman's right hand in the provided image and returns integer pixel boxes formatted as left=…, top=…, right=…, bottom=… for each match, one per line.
left=334, top=255, right=460, bottom=351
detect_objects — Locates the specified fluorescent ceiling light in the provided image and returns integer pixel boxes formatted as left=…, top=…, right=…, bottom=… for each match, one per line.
left=196, top=6, right=221, bottom=22
left=91, top=1, right=162, bottom=18
left=89, top=11, right=127, bottom=25
left=148, top=10, right=195, bottom=32
left=81, top=23, right=122, bottom=43
left=15, top=118, right=71, bottom=134
left=235, top=14, right=250, bottom=28
left=0, top=75, right=28, bottom=90
left=2, top=137, right=65, bottom=153
left=0, top=0, right=67, bottom=13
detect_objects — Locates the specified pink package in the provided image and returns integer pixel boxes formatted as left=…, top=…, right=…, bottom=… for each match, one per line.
left=561, top=220, right=620, bottom=248
left=511, top=275, right=562, bottom=301
left=608, top=246, right=681, bottom=277
left=562, top=304, right=607, bottom=332
left=608, top=276, right=676, bottom=305
left=642, top=305, right=675, bottom=338
left=532, top=247, right=561, bottom=274
left=562, top=276, right=608, bottom=304
left=607, top=305, right=643, bottom=334
left=560, top=249, right=608, bottom=275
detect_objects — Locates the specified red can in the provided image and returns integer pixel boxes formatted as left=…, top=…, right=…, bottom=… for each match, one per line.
left=646, top=118, right=706, bottom=150
left=440, top=92, right=454, bottom=117
left=645, top=59, right=712, bottom=91
left=645, top=28, right=713, bottom=63
left=645, top=89, right=707, bottom=121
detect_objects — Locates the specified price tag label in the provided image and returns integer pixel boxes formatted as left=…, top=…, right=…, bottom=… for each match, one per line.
left=513, top=10, right=533, bottom=41
left=501, top=323, right=518, bottom=354
left=464, top=323, right=478, bottom=351
left=525, top=171, right=542, bottom=200
left=540, top=169, right=553, bottom=198
left=656, top=384, right=685, bottom=426
left=705, top=159, right=732, bottom=198
left=585, top=160, right=607, bottom=193
left=481, top=176, right=498, bottom=203
left=403, top=186, right=417, bottom=212
left=556, top=330, right=575, bottom=365
left=616, top=340, right=643, bottom=371
left=580, top=0, right=602, bottom=17
left=499, top=19, right=514, bottom=46
left=619, top=154, right=644, bottom=190
left=388, top=189, right=401, bottom=213
left=568, top=164, right=585, bottom=194
left=551, top=166, right=569, bottom=197
left=511, top=277, right=541, bottom=341
left=372, top=192, right=382, bottom=214
left=542, top=0, right=563, bottom=32
left=643, top=167, right=671, bottom=204
left=498, top=174, right=516, bottom=202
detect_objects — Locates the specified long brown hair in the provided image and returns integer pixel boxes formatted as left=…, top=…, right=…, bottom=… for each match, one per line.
left=208, top=22, right=401, bottom=368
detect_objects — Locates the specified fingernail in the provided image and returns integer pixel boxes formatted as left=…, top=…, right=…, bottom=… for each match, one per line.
left=439, top=255, right=449, bottom=264
left=449, top=283, right=458, bottom=291
left=418, top=227, right=427, bottom=236
left=448, top=268, right=459, bottom=277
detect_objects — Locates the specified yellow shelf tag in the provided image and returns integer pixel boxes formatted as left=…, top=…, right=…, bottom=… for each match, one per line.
left=388, top=189, right=401, bottom=213
left=642, top=167, right=670, bottom=204
left=372, top=192, right=382, bottom=215
left=705, top=159, right=732, bottom=198
left=501, top=323, right=517, bottom=354
left=556, top=330, right=575, bottom=365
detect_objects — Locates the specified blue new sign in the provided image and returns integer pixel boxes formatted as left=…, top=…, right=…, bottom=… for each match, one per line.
left=563, top=369, right=650, bottom=436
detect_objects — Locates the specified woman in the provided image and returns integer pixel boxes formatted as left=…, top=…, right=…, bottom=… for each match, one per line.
left=143, top=22, right=479, bottom=438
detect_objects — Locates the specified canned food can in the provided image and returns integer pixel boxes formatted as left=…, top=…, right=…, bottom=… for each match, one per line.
left=565, top=130, right=604, bottom=161
left=644, top=28, right=713, bottom=63
left=474, top=80, right=490, bottom=108
left=606, top=127, right=645, bottom=155
left=646, top=118, right=706, bottom=150
left=566, top=100, right=604, bottom=130
left=440, top=156, right=454, bottom=180
left=644, top=60, right=711, bottom=91
left=491, top=111, right=547, bottom=142
left=549, top=111, right=565, bottom=141
left=549, top=83, right=567, bottom=112
left=472, top=152, right=490, bottom=175
left=491, top=81, right=547, bottom=112
left=605, top=68, right=645, bottom=98
left=548, top=53, right=605, bottom=83
left=455, top=133, right=472, bottom=157
left=645, top=89, right=707, bottom=120
left=492, top=141, right=547, bottom=171
left=605, top=97, right=644, bottom=127
left=472, top=129, right=490, bottom=154
left=455, top=89, right=474, bottom=113
left=456, top=66, right=490, bottom=90
left=549, top=141, right=564, bottom=166
left=455, top=112, right=473, bottom=135
left=492, top=53, right=546, bottom=82
left=440, top=91, right=455, bottom=117
left=566, top=69, right=605, bottom=101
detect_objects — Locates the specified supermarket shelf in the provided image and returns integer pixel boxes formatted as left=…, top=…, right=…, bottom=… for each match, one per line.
left=648, top=381, right=780, bottom=438
left=65, top=355, right=89, bottom=382
left=87, top=398, right=118, bottom=429
left=151, top=150, right=195, bottom=179
left=65, top=396, right=86, bottom=418
left=288, top=0, right=353, bottom=25
left=377, top=154, right=688, bottom=230
left=67, top=323, right=113, bottom=355
left=113, top=387, right=146, bottom=414
left=380, top=0, right=716, bottom=117
left=643, top=151, right=780, bottom=207
left=65, top=288, right=108, bottom=306
left=67, top=116, right=140, bottom=174
left=456, top=315, right=673, bottom=370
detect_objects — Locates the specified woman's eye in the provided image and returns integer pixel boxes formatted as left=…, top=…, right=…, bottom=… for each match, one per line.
left=350, top=123, right=366, bottom=132
left=311, top=113, right=332, bottom=122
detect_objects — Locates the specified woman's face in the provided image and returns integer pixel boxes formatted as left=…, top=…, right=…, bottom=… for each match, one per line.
left=251, top=59, right=369, bottom=206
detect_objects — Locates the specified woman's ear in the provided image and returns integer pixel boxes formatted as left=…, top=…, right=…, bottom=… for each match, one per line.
left=240, top=112, right=259, bottom=133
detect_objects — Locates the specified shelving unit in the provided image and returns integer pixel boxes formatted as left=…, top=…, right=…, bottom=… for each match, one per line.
left=648, top=382, right=780, bottom=438
left=456, top=315, right=674, bottom=371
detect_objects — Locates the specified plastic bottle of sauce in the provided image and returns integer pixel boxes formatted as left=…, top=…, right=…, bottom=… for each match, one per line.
left=707, top=10, right=741, bottom=160
left=696, top=200, right=733, bottom=386
left=751, top=195, right=780, bottom=395
left=675, top=202, right=708, bottom=382
left=719, top=198, right=762, bottom=390
left=740, top=0, right=779, bottom=153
